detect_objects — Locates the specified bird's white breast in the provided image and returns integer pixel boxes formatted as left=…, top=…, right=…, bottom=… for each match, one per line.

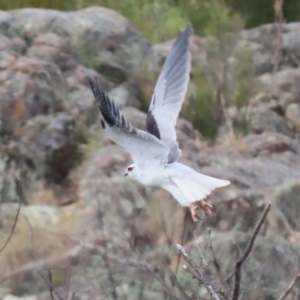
left=136, top=165, right=170, bottom=187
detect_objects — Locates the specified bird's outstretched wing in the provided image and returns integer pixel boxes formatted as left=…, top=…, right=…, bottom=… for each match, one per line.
left=146, top=25, right=192, bottom=163
left=87, top=75, right=170, bottom=168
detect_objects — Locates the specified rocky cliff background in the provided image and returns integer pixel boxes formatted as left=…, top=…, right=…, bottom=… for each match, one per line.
left=1, top=2, right=300, bottom=300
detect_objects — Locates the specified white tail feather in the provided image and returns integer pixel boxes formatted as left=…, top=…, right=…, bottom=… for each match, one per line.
left=164, top=165, right=230, bottom=207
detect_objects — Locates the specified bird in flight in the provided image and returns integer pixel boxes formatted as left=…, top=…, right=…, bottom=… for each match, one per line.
left=87, top=25, right=230, bottom=221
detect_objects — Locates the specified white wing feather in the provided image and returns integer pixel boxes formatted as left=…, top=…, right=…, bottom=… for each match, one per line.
left=147, top=25, right=192, bottom=163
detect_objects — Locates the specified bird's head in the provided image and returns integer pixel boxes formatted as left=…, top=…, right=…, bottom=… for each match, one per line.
left=124, top=163, right=138, bottom=179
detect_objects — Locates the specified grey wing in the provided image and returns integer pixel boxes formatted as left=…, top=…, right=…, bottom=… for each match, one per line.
left=87, top=75, right=170, bottom=167
left=146, top=25, right=192, bottom=163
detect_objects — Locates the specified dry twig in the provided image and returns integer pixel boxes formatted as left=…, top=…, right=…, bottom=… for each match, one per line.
left=208, top=229, right=223, bottom=279
left=208, top=229, right=230, bottom=299
left=277, top=272, right=300, bottom=300
left=232, top=203, right=271, bottom=300
left=272, top=0, right=284, bottom=73
left=196, top=239, right=208, bottom=268
left=219, top=84, right=235, bottom=139
left=0, top=178, right=22, bottom=255
left=176, top=243, right=221, bottom=300
left=47, top=269, right=55, bottom=300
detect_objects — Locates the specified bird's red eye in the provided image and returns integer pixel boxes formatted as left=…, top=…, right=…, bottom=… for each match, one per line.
left=128, top=167, right=133, bottom=171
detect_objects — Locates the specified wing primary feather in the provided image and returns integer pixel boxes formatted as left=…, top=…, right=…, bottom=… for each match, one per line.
left=87, top=73, right=171, bottom=167
left=100, top=119, right=105, bottom=129
left=146, top=110, right=160, bottom=139
left=145, top=25, right=192, bottom=163
left=87, top=74, right=132, bottom=132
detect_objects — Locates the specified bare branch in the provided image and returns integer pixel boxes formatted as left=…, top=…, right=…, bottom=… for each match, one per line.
left=143, top=261, right=190, bottom=300
left=196, top=239, right=208, bottom=268
left=232, top=203, right=271, bottom=300
left=208, top=229, right=223, bottom=278
left=208, top=229, right=230, bottom=299
left=232, top=242, right=241, bottom=262
left=176, top=243, right=221, bottom=300
left=47, top=269, right=55, bottom=300
left=219, top=86, right=235, bottom=139
left=277, top=272, right=300, bottom=300
left=225, top=271, right=235, bottom=286
left=0, top=178, right=22, bottom=255
left=39, top=269, right=64, bottom=300
left=272, top=0, right=284, bottom=73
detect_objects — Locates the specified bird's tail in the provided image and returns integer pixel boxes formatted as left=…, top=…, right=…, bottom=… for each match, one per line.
left=171, top=171, right=230, bottom=207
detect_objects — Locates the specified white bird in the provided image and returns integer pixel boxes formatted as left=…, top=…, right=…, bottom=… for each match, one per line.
left=87, top=25, right=230, bottom=221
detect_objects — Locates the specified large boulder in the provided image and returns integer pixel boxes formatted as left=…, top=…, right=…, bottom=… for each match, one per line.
left=200, top=132, right=300, bottom=233
left=0, top=112, right=85, bottom=195
left=239, top=23, right=300, bottom=75
left=26, top=32, right=77, bottom=72
left=249, top=107, right=295, bottom=136
left=4, top=7, right=152, bottom=83
left=0, top=7, right=154, bottom=190
left=154, top=23, right=300, bottom=77
left=0, top=56, right=66, bottom=141
left=254, top=68, right=300, bottom=110
left=18, top=113, right=84, bottom=183
left=274, top=181, right=300, bottom=231
left=1, top=7, right=152, bottom=141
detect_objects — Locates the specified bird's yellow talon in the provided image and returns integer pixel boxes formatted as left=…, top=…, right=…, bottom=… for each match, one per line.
left=190, top=200, right=213, bottom=222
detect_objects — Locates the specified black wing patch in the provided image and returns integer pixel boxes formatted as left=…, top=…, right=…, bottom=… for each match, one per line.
left=100, top=119, right=106, bottom=129
left=146, top=111, right=160, bottom=140
left=87, top=74, right=132, bottom=132
left=101, top=109, right=115, bottom=126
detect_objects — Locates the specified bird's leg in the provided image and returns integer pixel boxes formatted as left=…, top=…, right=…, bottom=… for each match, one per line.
left=189, top=199, right=213, bottom=222
left=199, top=199, right=213, bottom=215
left=189, top=202, right=201, bottom=222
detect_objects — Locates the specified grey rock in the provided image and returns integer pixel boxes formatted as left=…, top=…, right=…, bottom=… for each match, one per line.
left=286, top=102, right=300, bottom=129
left=15, top=58, right=66, bottom=117
left=108, top=82, right=139, bottom=109
left=202, top=189, right=266, bottom=232
left=0, top=56, right=66, bottom=141
left=243, top=131, right=299, bottom=157
left=68, top=87, right=97, bottom=126
left=79, top=145, right=141, bottom=252
left=275, top=181, right=300, bottom=231
left=7, top=7, right=152, bottom=82
left=240, top=23, right=300, bottom=75
left=0, top=10, right=12, bottom=35
left=191, top=132, right=300, bottom=235
left=19, top=113, right=83, bottom=183
left=254, top=68, right=300, bottom=110
left=236, top=38, right=273, bottom=75
left=250, top=108, right=294, bottom=136
left=206, top=151, right=300, bottom=190
left=0, top=34, right=26, bottom=54
left=65, top=65, right=111, bottom=93
left=27, top=33, right=77, bottom=72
